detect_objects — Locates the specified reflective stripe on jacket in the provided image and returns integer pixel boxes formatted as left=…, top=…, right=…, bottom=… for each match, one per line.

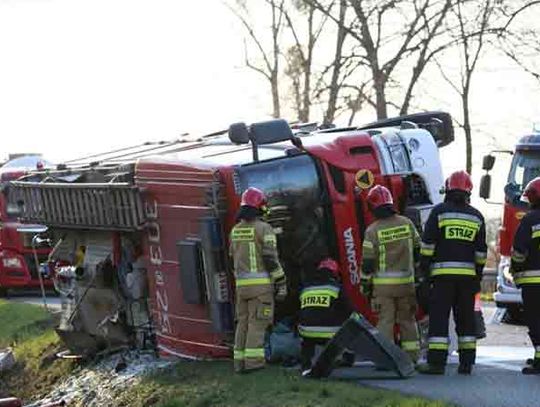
left=362, top=214, right=420, bottom=286
left=511, top=209, right=540, bottom=285
left=420, top=202, right=487, bottom=279
left=230, top=219, right=284, bottom=287
left=298, top=278, right=351, bottom=337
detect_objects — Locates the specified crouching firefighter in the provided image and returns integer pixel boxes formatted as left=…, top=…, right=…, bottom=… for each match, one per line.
left=510, top=177, right=540, bottom=375
left=298, top=258, right=353, bottom=376
left=230, top=187, right=287, bottom=373
left=362, top=185, right=421, bottom=362
left=418, top=171, right=487, bottom=375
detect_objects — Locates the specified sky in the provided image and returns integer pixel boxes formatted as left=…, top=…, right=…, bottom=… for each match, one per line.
left=1, top=0, right=539, bottom=215
left=0, top=0, right=270, bottom=161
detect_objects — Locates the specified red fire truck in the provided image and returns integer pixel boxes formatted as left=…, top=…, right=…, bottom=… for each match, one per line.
left=479, top=130, right=540, bottom=320
left=0, top=156, right=53, bottom=295
left=6, top=112, right=453, bottom=359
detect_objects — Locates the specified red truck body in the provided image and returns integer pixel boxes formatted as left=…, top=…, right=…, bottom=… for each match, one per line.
left=136, top=132, right=409, bottom=357
left=7, top=114, right=452, bottom=359
left=0, top=170, right=52, bottom=291
left=483, top=133, right=540, bottom=310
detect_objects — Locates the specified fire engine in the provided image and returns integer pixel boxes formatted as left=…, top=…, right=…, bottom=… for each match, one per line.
left=0, top=156, right=53, bottom=295
left=6, top=112, right=453, bottom=359
left=479, top=127, right=540, bottom=320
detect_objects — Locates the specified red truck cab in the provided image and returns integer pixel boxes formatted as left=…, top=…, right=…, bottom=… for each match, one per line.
left=480, top=132, right=540, bottom=318
left=0, top=158, right=53, bottom=294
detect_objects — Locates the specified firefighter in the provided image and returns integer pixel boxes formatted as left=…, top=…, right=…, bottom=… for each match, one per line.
left=510, top=177, right=540, bottom=375
left=298, top=257, right=352, bottom=376
left=418, top=171, right=487, bottom=375
left=362, top=185, right=421, bottom=362
left=230, top=187, right=287, bottom=373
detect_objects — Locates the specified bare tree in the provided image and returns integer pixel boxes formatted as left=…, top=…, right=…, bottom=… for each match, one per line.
left=282, top=1, right=330, bottom=122
left=226, top=0, right=286, bottom=118
left=322, top=0, right=348, bottom=124
left=496, top=1, right=540, bottom=83
left=436, top=0, right=498, bottom=174
left=307, top=0, right=455, bottom=119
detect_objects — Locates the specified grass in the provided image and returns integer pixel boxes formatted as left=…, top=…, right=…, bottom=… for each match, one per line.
left=0, top=301, right=452, bottom=406
left=0, top=299, right=52, bottom=347
left=117, top=361, right=451, bottom=407
left=0, top=300, right=74, bottom=402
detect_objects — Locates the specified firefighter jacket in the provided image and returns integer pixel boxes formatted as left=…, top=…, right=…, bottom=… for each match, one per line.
left=511, top=208, right=540, bottom=285
left=229, top=218, right=285, bottom=287
left=420, top=202, right=487, bottom=279
left=362, top=214, right=420, bottom=289
left=298, top=276, right=351, bottom=339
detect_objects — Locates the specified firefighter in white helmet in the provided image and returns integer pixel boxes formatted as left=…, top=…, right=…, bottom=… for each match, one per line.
left=230, top=187, right=287, bottom=373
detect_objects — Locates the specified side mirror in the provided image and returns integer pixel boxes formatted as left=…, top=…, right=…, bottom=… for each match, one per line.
left=479, top=174, right=492, bottom=199
left=228, top=122, right=250, bottom=144
left=482, top=154, right=496, bottom=171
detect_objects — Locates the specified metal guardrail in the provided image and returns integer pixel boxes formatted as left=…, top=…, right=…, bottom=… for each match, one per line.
left=9, top=182, right=145, bottom=231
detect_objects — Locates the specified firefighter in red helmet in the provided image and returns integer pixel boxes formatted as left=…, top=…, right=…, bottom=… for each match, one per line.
left=298, top=257, right=353, bottom=376
left=362, top=185, right=421, bottom=362
left=511, top=177, right=540, bottom=374
left=230, top=187, right=287, bottom=373
left=418, top=171, right=487, bottom=375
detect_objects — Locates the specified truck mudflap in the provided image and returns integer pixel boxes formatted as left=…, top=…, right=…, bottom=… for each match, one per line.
left=309, top=313, right=415, bottom=379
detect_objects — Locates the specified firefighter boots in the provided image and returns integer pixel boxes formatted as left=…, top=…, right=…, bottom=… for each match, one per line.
left=416, top=363, right=445, bottom=375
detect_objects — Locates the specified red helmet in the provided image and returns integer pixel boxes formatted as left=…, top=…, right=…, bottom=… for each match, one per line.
left=240, top=187, right=267, bottom=209
left=445, top=170, right=473, bottom=193
left=366, top=185, right=393, bottom=210
left=318, top=258, right=339, bottom=277
left=522, top=177, right=540, bottom=205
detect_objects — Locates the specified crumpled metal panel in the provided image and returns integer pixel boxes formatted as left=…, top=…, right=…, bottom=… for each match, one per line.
left=310, top=313, right=415, bottom=379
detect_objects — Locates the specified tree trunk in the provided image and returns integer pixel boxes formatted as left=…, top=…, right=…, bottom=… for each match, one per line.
left=400, top=65, right=421, bottom=116
left=271, top=72, right=281, bottom=118
left=299, top=7, right=315, bottom=123
left=374, top=70, right=388, bottom=119
left=323, top=0, right=347, bottom=125
left=300, top=61, right=311, bottom=122
left=462, top=82, right=472, bottom=175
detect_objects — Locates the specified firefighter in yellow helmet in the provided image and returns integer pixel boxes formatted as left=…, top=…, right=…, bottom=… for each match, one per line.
left=362, top=185, right=421, bottom=362
left=230, top=187, right=287, bottom=373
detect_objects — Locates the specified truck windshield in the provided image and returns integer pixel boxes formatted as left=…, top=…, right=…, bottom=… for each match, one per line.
left=236, top=153, right=331, bottom=274
left=508, top=150, right=540, bottom=189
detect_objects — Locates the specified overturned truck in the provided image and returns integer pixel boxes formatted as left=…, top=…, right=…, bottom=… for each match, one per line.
left=6, top=112, right=453, bottom=360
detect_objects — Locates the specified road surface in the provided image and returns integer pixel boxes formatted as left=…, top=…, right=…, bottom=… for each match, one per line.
left=332, top=304, right=537, bottom=407
left=4, top=291, right=62, bottom=311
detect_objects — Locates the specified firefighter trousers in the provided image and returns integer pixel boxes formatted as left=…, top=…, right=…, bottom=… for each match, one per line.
left=521, top=284, right=540, bottom=365
left=427, top=278, right=477, bottom=367
left=373, top=285, right=419, bottom=362
left=234, top=284, right=274, bottom=372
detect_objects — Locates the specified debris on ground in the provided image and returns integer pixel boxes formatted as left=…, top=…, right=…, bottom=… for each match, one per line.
left=0, top=349, right=15, bottom=373
left=25, top=351, right=171, bottom=407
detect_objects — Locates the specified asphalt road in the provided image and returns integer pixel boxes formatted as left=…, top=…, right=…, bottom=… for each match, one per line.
left=4, top=291, right=62, bottom=311
left=332, top=304, right=539, bottom=407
